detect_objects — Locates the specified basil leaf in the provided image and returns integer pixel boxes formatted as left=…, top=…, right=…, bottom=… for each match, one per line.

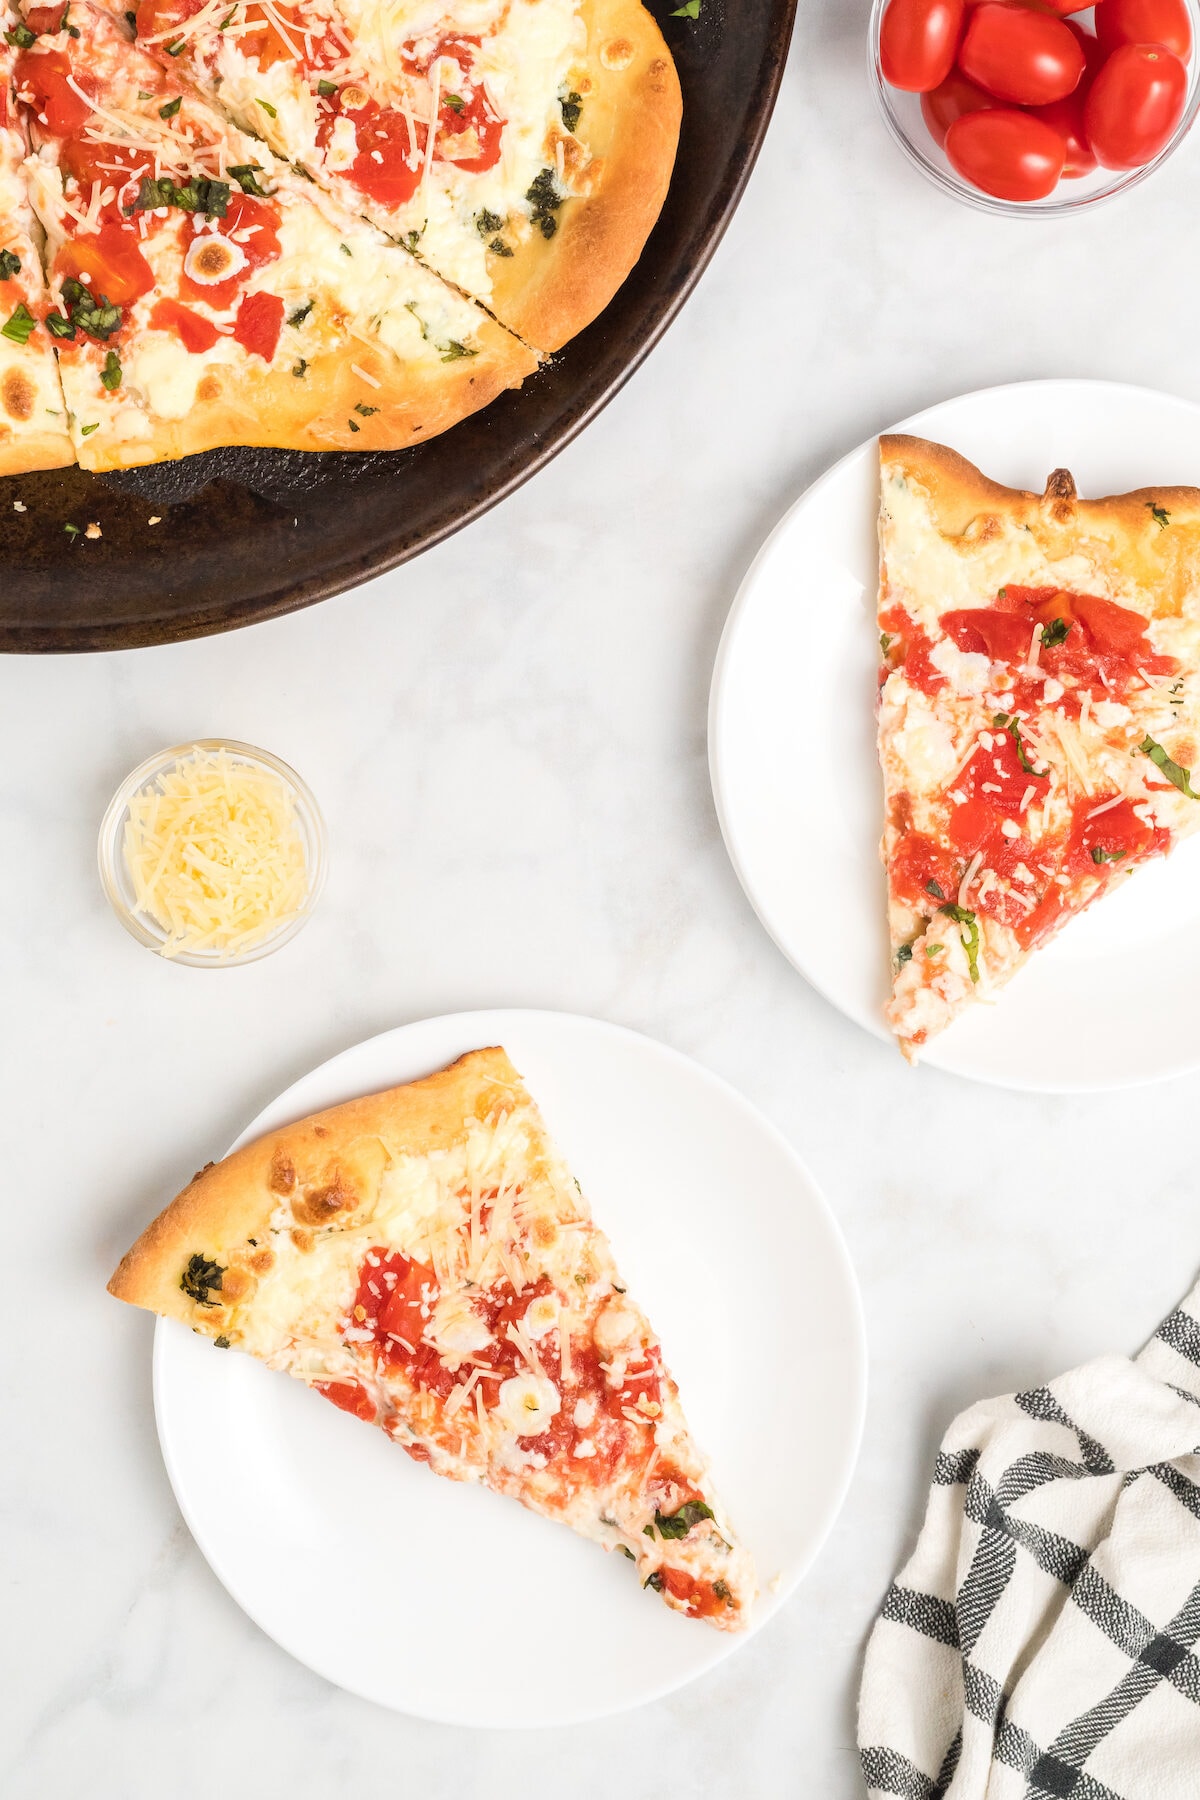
left=896, top=942, right=913, bottom=966
left=79, top=421, right=99, bottom=435
left=181, top=1252, right=225, bottom=1307
left=0, top=249, right=21, bottom=280
left=64, top=521, right=80, bottom=538
left=4, top=23, right=37, bottom=48
left=317, top=78, right=336, bottom=96
left=100, top=349, right=121, bottom=391
left=44, top=310, right=74, bottom=338
left=354, top=402, right=378, bottom=416
left=440, top=340, right=476, bottom=361
left=939, top=903, right=980, bottom=985
left=256, top=97, right=277, bottom=117
left=1, top=303, right=37, bottom=345
left=643, top=1571, right=664, bottom=1591
left=925, top=879, right=945, bottom=900
left=442, top=92, right=464, bottom=111
left=229, top=163, right=267, bottom=196
left=1140, top=735, right=1199, bottom=799
left=560, top=89, right=582, bottom=133
left=292, top=357, right=307, bottom=378
left=1148, top=502, right=1170, bottom=530
left=1090, top=846, right=1127, bottom=865
left=653, top=1500, right=714, bottom=1540
left=992, top=712, right=1045, bottom=778
left=287, top=300, right=312, bottom=327
left=159, top=96, right=182, bottom=118
left=1041, top=617, right=1070, bottom=648
left=672, top=0, right=701, bottom=15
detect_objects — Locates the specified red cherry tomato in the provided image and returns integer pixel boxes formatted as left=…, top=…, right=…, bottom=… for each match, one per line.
left=1095, top=0, right=1193, bottom=61
left=56, top=225, right=154, bottom=307
left=880, top=0, right=966, bottom=91
left=13, top=47, right=93, bottom=136
left=150, top=296, right=219, bottom=354
left=232, top=290, right=284, bottom=362
left=1064, top=18, right=1106, bottom=83
left=959, top=3, right=1086, bottom=103
left=920, top=68, right=999, bottom=143
left=1025, top=0, right=1097, bottom=12
left=1028, top=89, right=1096, bottom=173
left=1084, top=42, right=1188, bottom=165
left=945, top=105, right=1067, bottom=196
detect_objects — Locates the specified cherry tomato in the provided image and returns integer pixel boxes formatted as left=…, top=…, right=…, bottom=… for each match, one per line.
left=1025, top=0, right=1097, bottom=12
left=959, top=3, right=1086, bottom=102
left=945, top=105, right=1066, bottom=195
left=232, top=290, right=284, bottom=361
left=150, top=296, right=218, bottom=354
left=1065, top=17, right=1106, bottom=83
left=880, top=0, right=966, bottom=91
left=1084, top=42, right=1188, bottom=165
left=1028, top=89, right=1096, bottom=173
left=1095, top=0, right=1193, bottom=61
left=920, top=68, right=999, bottom=143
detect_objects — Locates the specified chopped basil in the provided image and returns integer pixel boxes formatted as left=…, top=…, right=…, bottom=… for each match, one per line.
left=489, top=236, right=512, bottom=257
left=292, top=358, right=307, bottom=377
left=618, top=1545, right=635, bottom=1560
left=228, top=163, right=267, bottom=196
left=256, top=97, right=277, bottom=117
left=713, top=1579, right=731, bottom=1602
left=993, top=712, right=1046, bottom=778
left=219, top=8, right=234, bottom=23
left=79, top=421, right=99, bottom=435
left=880, top=631, right=893, bottom=655
left=317, top=77, right=336, bottom=96
left=100, top=349, right=121, bottom=391
left=1090, top=846, right=1127, bottom=865
left=214, top=1334, right=232, bottom=1348
left=525, top=166, right=562, bottom=239
left=137, top=90, right=153, bottom=100
left=159, top=96, right=182, bottom=118
left=939, top=902, right=980, bottom=984
left=0, top=249, right=20, bottom=280
left=287, top=300, right=312, bottom=327
left=653, top=1500, right=714, bottom=1540
left=896, top=942, right=913, bottom=966
left=1140, top=735, right=1199, bottom=799
left=643, top=1571, right=664, bottom=1591
left=1041, top=617, right=1070, bottom=648
left=925, top=879, right=945, bottom=901
left=64, top=521, right=80, bottom=538
left=339, top=241, right=352, bottom=256
left=127, top=174, right=229, bottom=218
left=925, top=943, right=944, bottom=958
left=1, top=303, right=37, bottom=345
left=61, top=277, right=122, bottom=339
left=671, top=0, right=701, bottom=15
left=642, top=1523, right=654, bottom=1537
left=60, top=10, right=80, bottom=36
left=1148, top=502, right=1170, bottom=531
left=4, top=23, right=36, bottom=48
left=440, top=340, right=476, bottom=361
left=442, top=92, right=464, bottom=111
left=125, top=8, right=136, bottom=25
left=181, top=1252, right=225, bottom=1307
left=354, top=402, right=378, bottom=416
left=476, top=208, right=503, bottom=235
left=560, top=89, right=582, bottom=133
left=347, top=417, right=360, bottom=432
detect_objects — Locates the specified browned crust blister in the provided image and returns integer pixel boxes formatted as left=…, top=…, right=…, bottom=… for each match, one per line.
left=107, top=1047, right=525, bottom=1324
left=880, top=434, right=1200, bottom=613
left=488, top=0, right=681, bottom=353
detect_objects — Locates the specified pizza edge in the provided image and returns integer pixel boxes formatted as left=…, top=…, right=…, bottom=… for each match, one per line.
left=107, top=1045, right=523, bottom=1318
left=486, top=0, right=681, bottom=354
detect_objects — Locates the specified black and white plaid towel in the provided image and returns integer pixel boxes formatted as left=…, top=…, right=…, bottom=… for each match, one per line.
left=858, top=1281, right=1200, bottom=1799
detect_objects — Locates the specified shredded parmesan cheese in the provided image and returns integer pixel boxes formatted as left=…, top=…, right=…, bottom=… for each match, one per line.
left=120, top=747, right=312, bottom=958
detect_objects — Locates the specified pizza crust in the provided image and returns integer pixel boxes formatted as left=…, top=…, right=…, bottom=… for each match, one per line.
left=70, top=315, right=536, bottom=469
left=108, top=1047, right=523, bottom=1320
left=487, top=0, right=680, bottom=352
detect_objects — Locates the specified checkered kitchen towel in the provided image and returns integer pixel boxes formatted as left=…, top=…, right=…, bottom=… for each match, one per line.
left=859, top=1281, right=1200, bottom=1799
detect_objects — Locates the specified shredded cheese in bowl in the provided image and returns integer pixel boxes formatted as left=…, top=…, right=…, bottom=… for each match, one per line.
left=98, top=741, right=326, bottom=964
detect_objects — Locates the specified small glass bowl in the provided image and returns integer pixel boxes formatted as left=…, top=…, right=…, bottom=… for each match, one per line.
left=98, top=739, right=328, bottom=967
left=869, top=0, right=1200, bottom=216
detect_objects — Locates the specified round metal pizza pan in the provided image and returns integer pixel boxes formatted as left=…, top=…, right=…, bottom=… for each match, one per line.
left=0, top=0, right=797, bottom=652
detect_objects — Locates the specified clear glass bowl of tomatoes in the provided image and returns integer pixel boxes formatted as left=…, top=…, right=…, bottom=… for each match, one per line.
left=871, top=0, right=1200, bottom=212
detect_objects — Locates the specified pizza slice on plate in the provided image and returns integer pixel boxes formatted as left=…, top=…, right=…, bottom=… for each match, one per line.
left=13, top=0, right=534, bottom=466
left=0, top=9, right=72, bottom=470
left=118, top=0, right=681, bottom=351
left=109, top=1046, right=756, bottom=1631
left=877, top=434, right=1200, bottom=1060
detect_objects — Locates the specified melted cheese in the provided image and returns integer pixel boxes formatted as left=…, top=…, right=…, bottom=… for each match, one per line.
left=121, top=747, right=310, bottom=958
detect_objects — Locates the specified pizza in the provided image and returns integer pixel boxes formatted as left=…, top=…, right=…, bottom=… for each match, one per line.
left=0, top=0, right=678, bottom=468
left=117, top=0, right=680, bottom=351
left=108, top=1046, right=757, bottom=1630
left=0, top=10, right=73, bottom=470
left=13, top=1, right=536, bottom=465
left=877, top=434, right=1200, bottom=1059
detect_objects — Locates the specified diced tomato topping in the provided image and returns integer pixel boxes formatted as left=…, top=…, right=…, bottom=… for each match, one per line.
left=317, top=97, right=424, bottom=209
left=431, top=36, right=504, bottom=172
left=888, top=829, right=957, bottom=913
left=315, top=1380, right=376, bottom=1422
left=346, top=1248, right=459, bottom=1400
left=24, top=7, right=68, bottom=35
left=232, top=289, right=283, bottom=360
left=59, top=139, right=149, bottom=224
left=377, top=1255, right=437, bottom=1350
left=150, top=295, right=218, bottom=353
left=654, top=1566, right=732, bottom=1620
left=134, top=0, right=202, bottom=43
left=14, top=47, right=93, bottom=136
left=941, top=585, right=1176, bottom=702
left=880, top=605, right=946, bottom=697
left=56, top=223, right=154, bottom=307
left=1069, top=795, right=1169, bottom=874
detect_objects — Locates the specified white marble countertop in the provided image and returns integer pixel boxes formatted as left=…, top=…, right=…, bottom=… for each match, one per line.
left=9, top=4, right=1200, bottom=1793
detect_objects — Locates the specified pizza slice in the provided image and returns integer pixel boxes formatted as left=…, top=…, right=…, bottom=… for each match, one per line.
left=878, top=435, right=1200, bottom=1059
left=13, top=0, right=534, bottom=466
left=0, top=7, right=72, bottom=470
left=108, top=1046, right=756, bottom=1630
left=117, top=0, right=680, bottom=351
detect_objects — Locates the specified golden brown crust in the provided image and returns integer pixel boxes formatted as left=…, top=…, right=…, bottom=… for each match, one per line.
left=108, top=1047, right=526, bottom=1321
left=0, top=422, right=74, bottom=472
left=880, top=434, right=1200, bottom=612
left=487, top=0, right=681, bottom=353
left=73, top=321, right=536, bottom=471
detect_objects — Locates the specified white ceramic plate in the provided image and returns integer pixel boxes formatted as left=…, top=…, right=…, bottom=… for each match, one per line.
left=710, top=379, right=1200, bottom=1093
left=153, top=1010, right=866, bottom=1726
